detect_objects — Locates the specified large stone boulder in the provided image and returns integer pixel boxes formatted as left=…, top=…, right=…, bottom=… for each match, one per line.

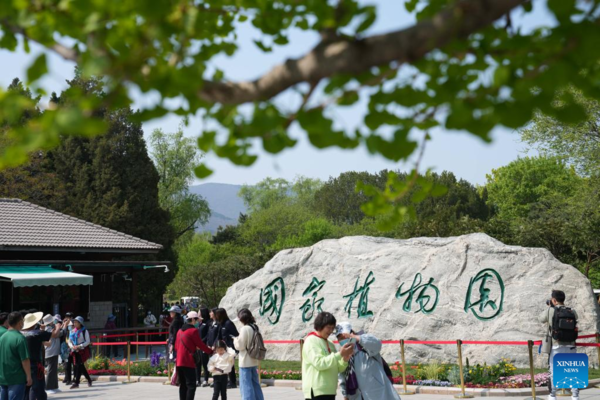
left=219, top=234, right=600, bottom=367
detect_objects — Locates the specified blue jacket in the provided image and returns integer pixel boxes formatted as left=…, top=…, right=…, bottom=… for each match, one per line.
left=338, top=334, right=401, bottom=400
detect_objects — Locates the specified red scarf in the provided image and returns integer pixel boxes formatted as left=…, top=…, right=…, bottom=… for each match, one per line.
left=307, top=332, right=332, bottom=354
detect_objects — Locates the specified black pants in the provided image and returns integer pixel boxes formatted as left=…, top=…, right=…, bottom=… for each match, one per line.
left=212, top=374, right=228, bottom=400
left=45, top=355, right=59, bottom=390
left=177, top=366, right=197, bottom=400
left=228, top=367, right=236, bottom=387
left=73, top=353, right=91, bottom=385
left=306, top=389, right=336, bottom=400
left=195, top=353, right=209, bottom=384
left=63, top=356, right=73, bottom=383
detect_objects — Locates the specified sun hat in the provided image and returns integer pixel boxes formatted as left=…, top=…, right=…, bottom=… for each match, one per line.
left=186, top=311, right=199, bottom=319
left=108, top=314, right=117, bottom=321
left=23, top=312, right=44, bottom=330
left=42, top=314, right=55, bottom=326
left=74, top=316, right=85, bottom=325
left=335, top=321, right=352, bottom=335
left=54, top=314, right=62, bottom=322
left=169, top=306, right=182, bottom=314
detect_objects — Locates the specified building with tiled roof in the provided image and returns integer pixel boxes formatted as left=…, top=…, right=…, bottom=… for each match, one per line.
left=0, top=198, right=170, bottom=328
left=0, top=198, right=163, bottom=252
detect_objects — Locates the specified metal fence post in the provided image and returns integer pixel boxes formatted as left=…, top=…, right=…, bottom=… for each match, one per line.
left=136, top=332, right=139, bottom=361
left=454, top=339, right=473, bottom=399
left=399, top=339, right=414, bottom=395
left=524, top=340, right=540, bottom=400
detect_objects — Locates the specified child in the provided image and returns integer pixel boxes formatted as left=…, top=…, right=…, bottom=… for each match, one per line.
left=208, top=340, right=235, bottom=400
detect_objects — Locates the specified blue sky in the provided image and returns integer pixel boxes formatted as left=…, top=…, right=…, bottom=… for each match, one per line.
left=0, top=1, right=551, bottom=186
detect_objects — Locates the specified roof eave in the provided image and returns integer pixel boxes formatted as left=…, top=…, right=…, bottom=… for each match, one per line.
left=0, top=246, right=162, bottom=254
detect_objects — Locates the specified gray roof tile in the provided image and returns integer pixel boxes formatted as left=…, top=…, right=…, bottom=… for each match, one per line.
left=0, top=199, right=162, bottom=251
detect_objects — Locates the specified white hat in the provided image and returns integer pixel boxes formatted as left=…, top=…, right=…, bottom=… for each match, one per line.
left=74, top=316, right=85, bottom=325
left=42, top=314, right=54, bottom=326
left=186, top=311, right=199, bottom=319
left=169, top=306, right=182, bottom=314
left=23, top=312, right=44, bottom=330
left=335, top=321, right=352, bottom=335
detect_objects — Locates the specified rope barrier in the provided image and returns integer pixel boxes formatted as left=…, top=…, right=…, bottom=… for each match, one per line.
left=91, top=342, right=129, bottom=346
left=91, top=331, right=168, bottom=339
left=578, top=334, right=597, bottom=339
left=130, top=341, right=166, bottom=346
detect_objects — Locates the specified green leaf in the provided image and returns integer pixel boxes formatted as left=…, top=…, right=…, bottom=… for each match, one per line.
left=493, top=65, right=510, bottom=88
left=238, top=15, right=248, bottom=22
left=27, top=54, right=48, bottom=84
left=253, top=40, right=273, bottom=53
left=194, top=164, right=213, bottom=178
left=337, top=90, right=359, bottom=106
left=27, top=53, right=48, bottom=84
left=273, top=35, right=289, bottom=46
left=405, top=0, right=419, bottom=12
left=356, top=6, right=376, bottom=34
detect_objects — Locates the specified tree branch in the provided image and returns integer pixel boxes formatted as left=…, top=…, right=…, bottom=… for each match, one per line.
left=199, top=0, right=527, bottom=104
left=0, top=19, right=78, bottom=61
left=3, top=0, right=526, bottom=107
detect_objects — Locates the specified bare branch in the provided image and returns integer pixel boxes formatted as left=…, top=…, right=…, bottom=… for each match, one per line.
left=199, top=0, right=527, bottom=105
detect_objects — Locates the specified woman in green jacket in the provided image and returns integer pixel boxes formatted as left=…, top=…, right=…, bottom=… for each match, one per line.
left=302, top=312, right=354, bottom=400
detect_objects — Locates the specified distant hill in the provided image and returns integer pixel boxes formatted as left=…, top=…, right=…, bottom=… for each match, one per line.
left=189, top=183, right=247, bottom=233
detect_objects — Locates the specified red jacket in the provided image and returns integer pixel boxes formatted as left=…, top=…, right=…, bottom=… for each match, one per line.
left=175, top=324, right=213, bottom=368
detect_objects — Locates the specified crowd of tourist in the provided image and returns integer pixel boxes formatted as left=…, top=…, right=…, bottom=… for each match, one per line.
left=0, top=290, right=578, bottom=400
left=0, top=309, right=92, bottom=400
left=164, top=305, right=266, bottom=400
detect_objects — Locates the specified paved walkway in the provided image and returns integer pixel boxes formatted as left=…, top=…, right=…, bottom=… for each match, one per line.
left=45, top=381, right=600, bottom=400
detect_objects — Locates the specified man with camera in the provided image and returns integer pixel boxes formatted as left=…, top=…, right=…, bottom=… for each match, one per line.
left=539, top=290, right=579, bottom=400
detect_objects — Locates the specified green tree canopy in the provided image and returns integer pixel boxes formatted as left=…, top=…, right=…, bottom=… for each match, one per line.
left=485, top=156, right=581, bottom=220
left=149, top=127, right=211, bottom=240
left=2, top=0, right=600, bottom=223
left=2, top=76, right=176, bottom=310
left=521, top=88, right=600, bottom=177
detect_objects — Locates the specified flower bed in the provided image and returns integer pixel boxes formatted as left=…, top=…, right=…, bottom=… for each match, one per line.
left=259, top=370, right=302, bottom=380
left=84, top=353, right=547, bottom=389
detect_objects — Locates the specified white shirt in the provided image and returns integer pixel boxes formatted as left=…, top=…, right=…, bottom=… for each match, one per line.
left=233, top=324, right=260, bottom=368
left=208, top=348, right=236, bottom=375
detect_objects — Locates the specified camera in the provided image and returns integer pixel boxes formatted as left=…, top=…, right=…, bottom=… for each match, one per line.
left=546, top=299, right=554, bottom=307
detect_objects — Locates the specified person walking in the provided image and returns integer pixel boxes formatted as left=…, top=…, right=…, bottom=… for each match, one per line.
left=0, top=312, right=32, bottom=400
left=61, top=318, right=74, bottom=385
left=208, top=341, right=235, bottom=400
left=233, top=309, right=265, bottom=400
left=22, top=312, right=61, bottom=400
left=335, top=322, right=400, bottom=400
left=42, top=314, right=64, bottom=395
left=196, top=307, right=212, bottom=387
left=174, top=311, right=213, bottom=400
left=539, top=290, right=580, bottom=400
left=302, top=312, right=353, bottom=400
left=214, top=309, right=239, bottom=389
left=68, top=317, right=92, bottom=389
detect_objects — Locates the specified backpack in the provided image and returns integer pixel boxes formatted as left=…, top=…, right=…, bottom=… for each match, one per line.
left=247, top=324, right=267, bottom=361
left=551, top=306, right=578, bottom=342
